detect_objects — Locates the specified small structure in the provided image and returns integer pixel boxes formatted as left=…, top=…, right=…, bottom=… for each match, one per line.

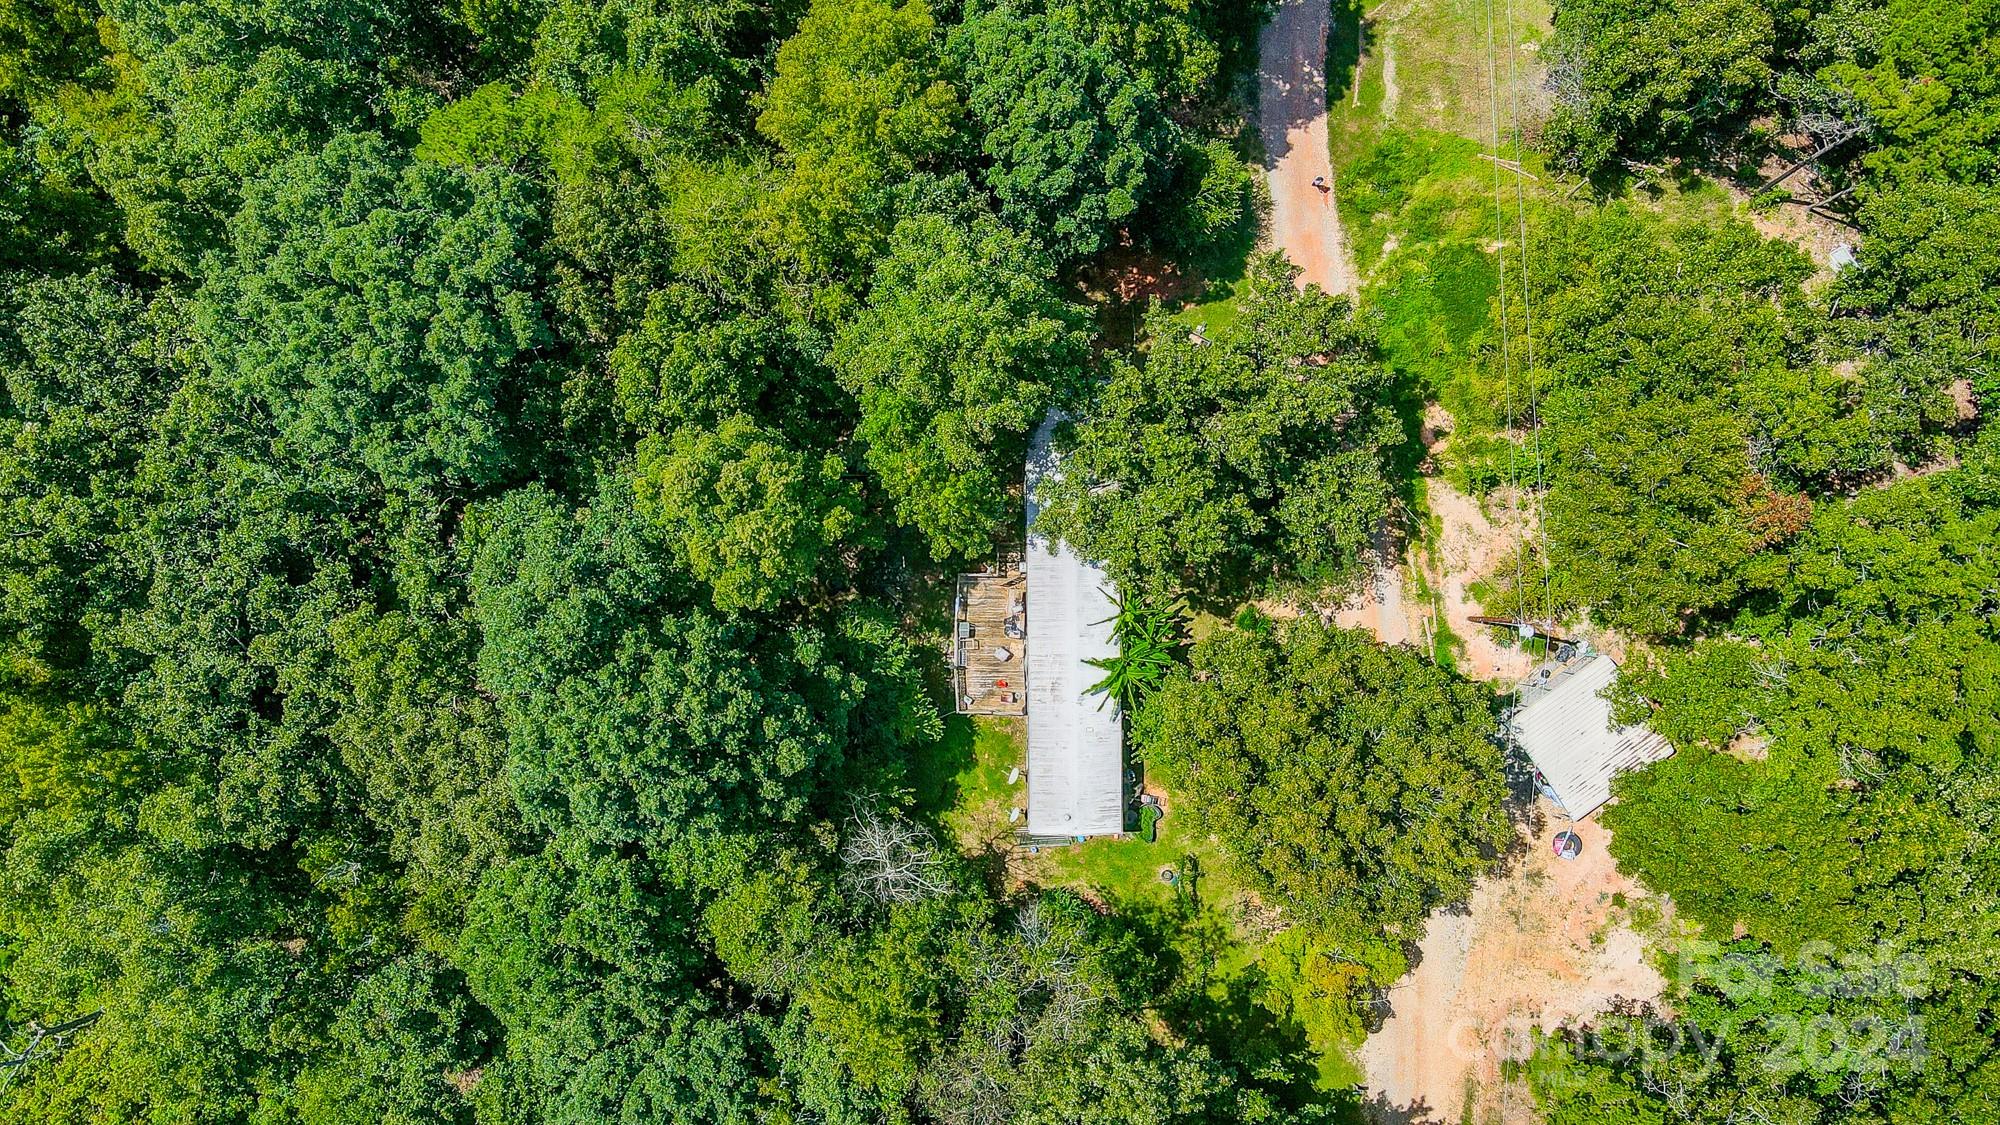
left=1023, top=412, right=1125, bottom=838
left=1508, top=650, right=1672, bottom=820
left=952, top=565, right=1027, bottom=716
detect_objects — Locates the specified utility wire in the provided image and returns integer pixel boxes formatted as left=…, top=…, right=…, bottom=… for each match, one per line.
left=1500, top=0, right=1558, bottom=633
left=1482, top=0, right=1528, bottom=643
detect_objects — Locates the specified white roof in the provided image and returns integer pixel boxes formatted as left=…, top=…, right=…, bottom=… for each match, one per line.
left=1510, top=653, right=1672, bottom=819
left=1024, top=413, right=1125, bottom=837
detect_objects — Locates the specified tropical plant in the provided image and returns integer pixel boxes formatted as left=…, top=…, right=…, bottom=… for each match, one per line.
left=1084, top=588, right=1187, bottom=712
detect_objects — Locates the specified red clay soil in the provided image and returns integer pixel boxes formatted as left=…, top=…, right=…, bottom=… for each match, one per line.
left=1258, top=0, right=1358, bottom=297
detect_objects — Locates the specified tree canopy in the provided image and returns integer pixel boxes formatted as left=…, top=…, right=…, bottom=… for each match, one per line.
left=0, top=0, right=1299, bottom=1119
left=1135, top=618, right=1508, bottom=977
left=1034, top=253, right=1400, bottom=603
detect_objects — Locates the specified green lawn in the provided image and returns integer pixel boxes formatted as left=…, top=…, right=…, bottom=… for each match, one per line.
left=1330, top=0, right=1549, bottom=153
left=1327, top=0, right=1560, bottom=486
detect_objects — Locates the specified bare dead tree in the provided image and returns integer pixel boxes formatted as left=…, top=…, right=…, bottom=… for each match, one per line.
left=839, top=806, right=952, bottom=905
left=0, top=1011, right=103, bottom=1094
left=1543, top=48, right=1587, bottom=114
left=1009, top=903, right=1105, bottom=1048
left=921, top=1044, right=1015, bottom=1125
left=1639, top=1071, right=1697, bottom=1119
left=1011, top=901, right=1086, bottom=985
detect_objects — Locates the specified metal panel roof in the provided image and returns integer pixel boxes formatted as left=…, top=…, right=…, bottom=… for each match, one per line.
left=1510, top=653, right=1673, bottom=819
left=1024, top=414, right=1125, bottom=837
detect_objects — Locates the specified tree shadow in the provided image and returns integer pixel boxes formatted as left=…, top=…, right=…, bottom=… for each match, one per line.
left=907, top=709, right=978, bottom=823
left=1357, top=1091, right=1441, bottom=1124
left=1255, top=0, right=1369, bottom=166
left=1106, top=898, right=1367, bottom=1119
left=1327, top=0, right=1367, bottom=111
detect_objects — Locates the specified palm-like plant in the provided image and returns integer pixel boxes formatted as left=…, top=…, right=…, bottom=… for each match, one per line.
left=1085, top=588, right=1187, bottom=712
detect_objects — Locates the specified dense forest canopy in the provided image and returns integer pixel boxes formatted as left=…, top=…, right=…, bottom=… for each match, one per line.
left=0, top=0, right=1454, bottom=1120
left=1519, top=1, right=2000, bottom=1122
left=0, top=0, right=1995, bottom=1121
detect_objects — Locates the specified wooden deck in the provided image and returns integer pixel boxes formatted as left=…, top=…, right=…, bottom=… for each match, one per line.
left=953, top=569, right=1027, bottom=715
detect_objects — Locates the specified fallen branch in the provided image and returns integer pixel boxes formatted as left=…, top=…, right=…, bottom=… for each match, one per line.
left=1756, top=128, right=1863, bottom=193
left=1478, top=152, right=1541, bottom=181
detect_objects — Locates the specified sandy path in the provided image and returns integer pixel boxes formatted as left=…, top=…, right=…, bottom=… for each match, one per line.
left=1360, top=810, right=1668, bottom=1124
left=1257, top=0, right=1358, bottom=298
left=1332, top=526, right=1413, bottom=645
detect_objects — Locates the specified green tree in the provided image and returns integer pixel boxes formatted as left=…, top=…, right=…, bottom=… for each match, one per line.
left=54, top=0, right=450, bottom=273
left=633, top=415, right=865, bottom=611
left=0, top=271, right=170, bottom=676
left=325, top=607, right=521, bottom=944
left=1516, top=204, right=1879, bottom=634
left=1035, top=253, right=1399, bottom=602
left=1541, top=0, right=1781, bottom=176
left=456, top=849, right=763, bottom=1124
left=610, top=283, right=826, bottom=437
left=469, top=483, right=937, bottom=854
left=833, top=211, right=1091, bottom=559
left=1535, top=471, right=2000, bottom=1124
left=1822, top=0, right=2000, bottom=186
left=0, top=0, right=101, bottom=103
left=758, top=0, right=960, bottom=170
left=1135, top=619, right=1508, bottom=971
left=291, top=954, right=492, bottom=1125
left=953, top=0, right=1176, bottom=260
left=1836, top=182, right=2000, bottom=423
left=198, top=131, right=558, bottom=495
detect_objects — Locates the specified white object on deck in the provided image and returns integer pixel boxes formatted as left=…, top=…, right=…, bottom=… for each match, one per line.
left=1024, top=412, right=1126, bottom=837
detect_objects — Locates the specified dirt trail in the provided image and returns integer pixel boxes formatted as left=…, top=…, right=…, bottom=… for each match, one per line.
left=1251, top=8, right=1666, bottom=1122
left=1331, top=526, right=1413, bottom=645
left=1420, top=476, right=1538, bottom=682
left=1360, top=811, right=1668, bottom=1124
left=1257, top=0, right=1358, bottom=298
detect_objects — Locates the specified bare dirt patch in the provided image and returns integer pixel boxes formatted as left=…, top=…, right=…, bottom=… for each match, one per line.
left=1326, top=409, right=1538, bottom=683
left=1076, top=243, right=1196, bottom=307
left=1744, top=197, right=1853, bottom=283
left=1421, top=479, right=1539, bottom=681
left=1360, top=808, right=1668, bottom=1124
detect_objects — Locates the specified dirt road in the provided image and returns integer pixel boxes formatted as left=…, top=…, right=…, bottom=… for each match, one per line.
left=1359, top=811, right=1667, bottom=1123
left=1251, top=5, right=1665, bottom=1121
left=1257, top=0, right=1358, bottom=297
left=1332, top=525, right=1413, bottom=645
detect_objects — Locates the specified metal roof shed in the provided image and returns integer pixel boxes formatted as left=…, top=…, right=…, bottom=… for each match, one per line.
left=1509, top=652, right=1673, bottom=819
left=1024, top=414, right=1125, bottom=837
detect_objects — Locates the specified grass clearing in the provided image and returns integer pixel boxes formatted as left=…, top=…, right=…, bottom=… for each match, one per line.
left=1345, top=0, right=1550, bottom=143
left=1328, top=0, right=1559, bottom=494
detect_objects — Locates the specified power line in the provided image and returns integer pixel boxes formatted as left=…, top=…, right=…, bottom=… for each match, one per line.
left=1499, top=0, right=1557, bottom=631
left=1481, top=0, right=1529, bottom=644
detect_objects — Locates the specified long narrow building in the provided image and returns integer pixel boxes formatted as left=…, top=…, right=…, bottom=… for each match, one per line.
left=1023, top=414, right=1125, bottom=837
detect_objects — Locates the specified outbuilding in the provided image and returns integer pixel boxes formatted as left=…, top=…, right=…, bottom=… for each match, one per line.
left=1509, top=651, right=1673, bottom=819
